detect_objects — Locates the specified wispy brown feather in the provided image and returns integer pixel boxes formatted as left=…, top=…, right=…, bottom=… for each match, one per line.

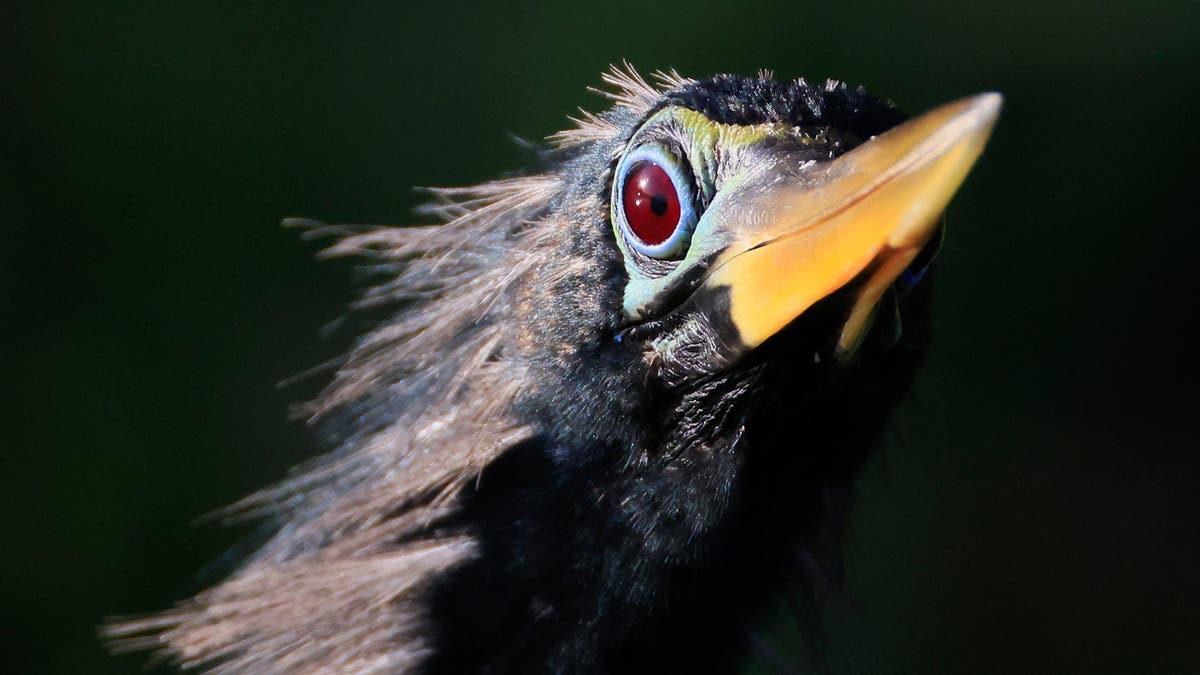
left=105, top=65, right=679, bottom=673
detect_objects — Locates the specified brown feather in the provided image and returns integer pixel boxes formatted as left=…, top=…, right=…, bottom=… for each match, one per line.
left=104, top=64, right=677, bottom=673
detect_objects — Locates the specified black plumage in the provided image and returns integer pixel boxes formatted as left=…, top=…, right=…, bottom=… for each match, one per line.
left=107, top=66, right=997, bottom=674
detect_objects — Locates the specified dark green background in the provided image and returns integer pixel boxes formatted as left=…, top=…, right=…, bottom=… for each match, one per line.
left=4, top=1, right=1198, bottom=673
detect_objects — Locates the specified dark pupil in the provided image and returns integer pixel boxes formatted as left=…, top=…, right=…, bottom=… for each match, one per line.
left=622, top=161, right=682, bottom=247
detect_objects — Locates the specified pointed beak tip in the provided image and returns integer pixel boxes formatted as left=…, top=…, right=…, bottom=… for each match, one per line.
left=962, top=91, right=1004, bottom=135
left=974, top=91, right=1004, bottom=114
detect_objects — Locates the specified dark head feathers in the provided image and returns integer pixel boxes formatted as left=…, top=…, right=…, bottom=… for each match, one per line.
left=662, top=73, right=904, bottom=135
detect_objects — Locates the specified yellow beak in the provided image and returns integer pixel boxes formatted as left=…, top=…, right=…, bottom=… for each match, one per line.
left=702, top=92, right=1001, bottom=357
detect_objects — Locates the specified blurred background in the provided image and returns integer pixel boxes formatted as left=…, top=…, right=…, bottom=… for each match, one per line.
left=3, top=1, right=1198, bottom=673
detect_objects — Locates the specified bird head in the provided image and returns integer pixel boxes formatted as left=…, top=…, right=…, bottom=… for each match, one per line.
left=107, top=67, right=998, bottom=673
left=506, top=70, right=997, bottom=483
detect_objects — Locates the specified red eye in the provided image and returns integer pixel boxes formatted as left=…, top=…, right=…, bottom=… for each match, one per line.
left=622, top=161, right=682, bottom=246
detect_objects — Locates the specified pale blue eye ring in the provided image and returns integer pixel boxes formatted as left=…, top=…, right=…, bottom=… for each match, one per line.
left=613, top=144, right=699, bottom=259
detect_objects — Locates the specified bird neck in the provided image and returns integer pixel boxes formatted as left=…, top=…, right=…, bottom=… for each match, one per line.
left=418, top=368, right=842, bottom=673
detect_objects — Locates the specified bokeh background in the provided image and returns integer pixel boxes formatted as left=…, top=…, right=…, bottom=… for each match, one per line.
left=4, top=1, right=1198, bottom=673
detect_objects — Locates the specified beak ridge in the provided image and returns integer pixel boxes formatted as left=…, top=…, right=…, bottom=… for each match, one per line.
left=701, top=92, right=1002, bottom=356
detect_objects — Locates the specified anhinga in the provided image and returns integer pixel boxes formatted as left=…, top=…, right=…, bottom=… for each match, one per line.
left=108, top=67, right=999, bottom=673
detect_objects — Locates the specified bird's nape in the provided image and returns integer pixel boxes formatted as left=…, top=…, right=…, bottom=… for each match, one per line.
left=105, top=65, right=998, bottom=674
